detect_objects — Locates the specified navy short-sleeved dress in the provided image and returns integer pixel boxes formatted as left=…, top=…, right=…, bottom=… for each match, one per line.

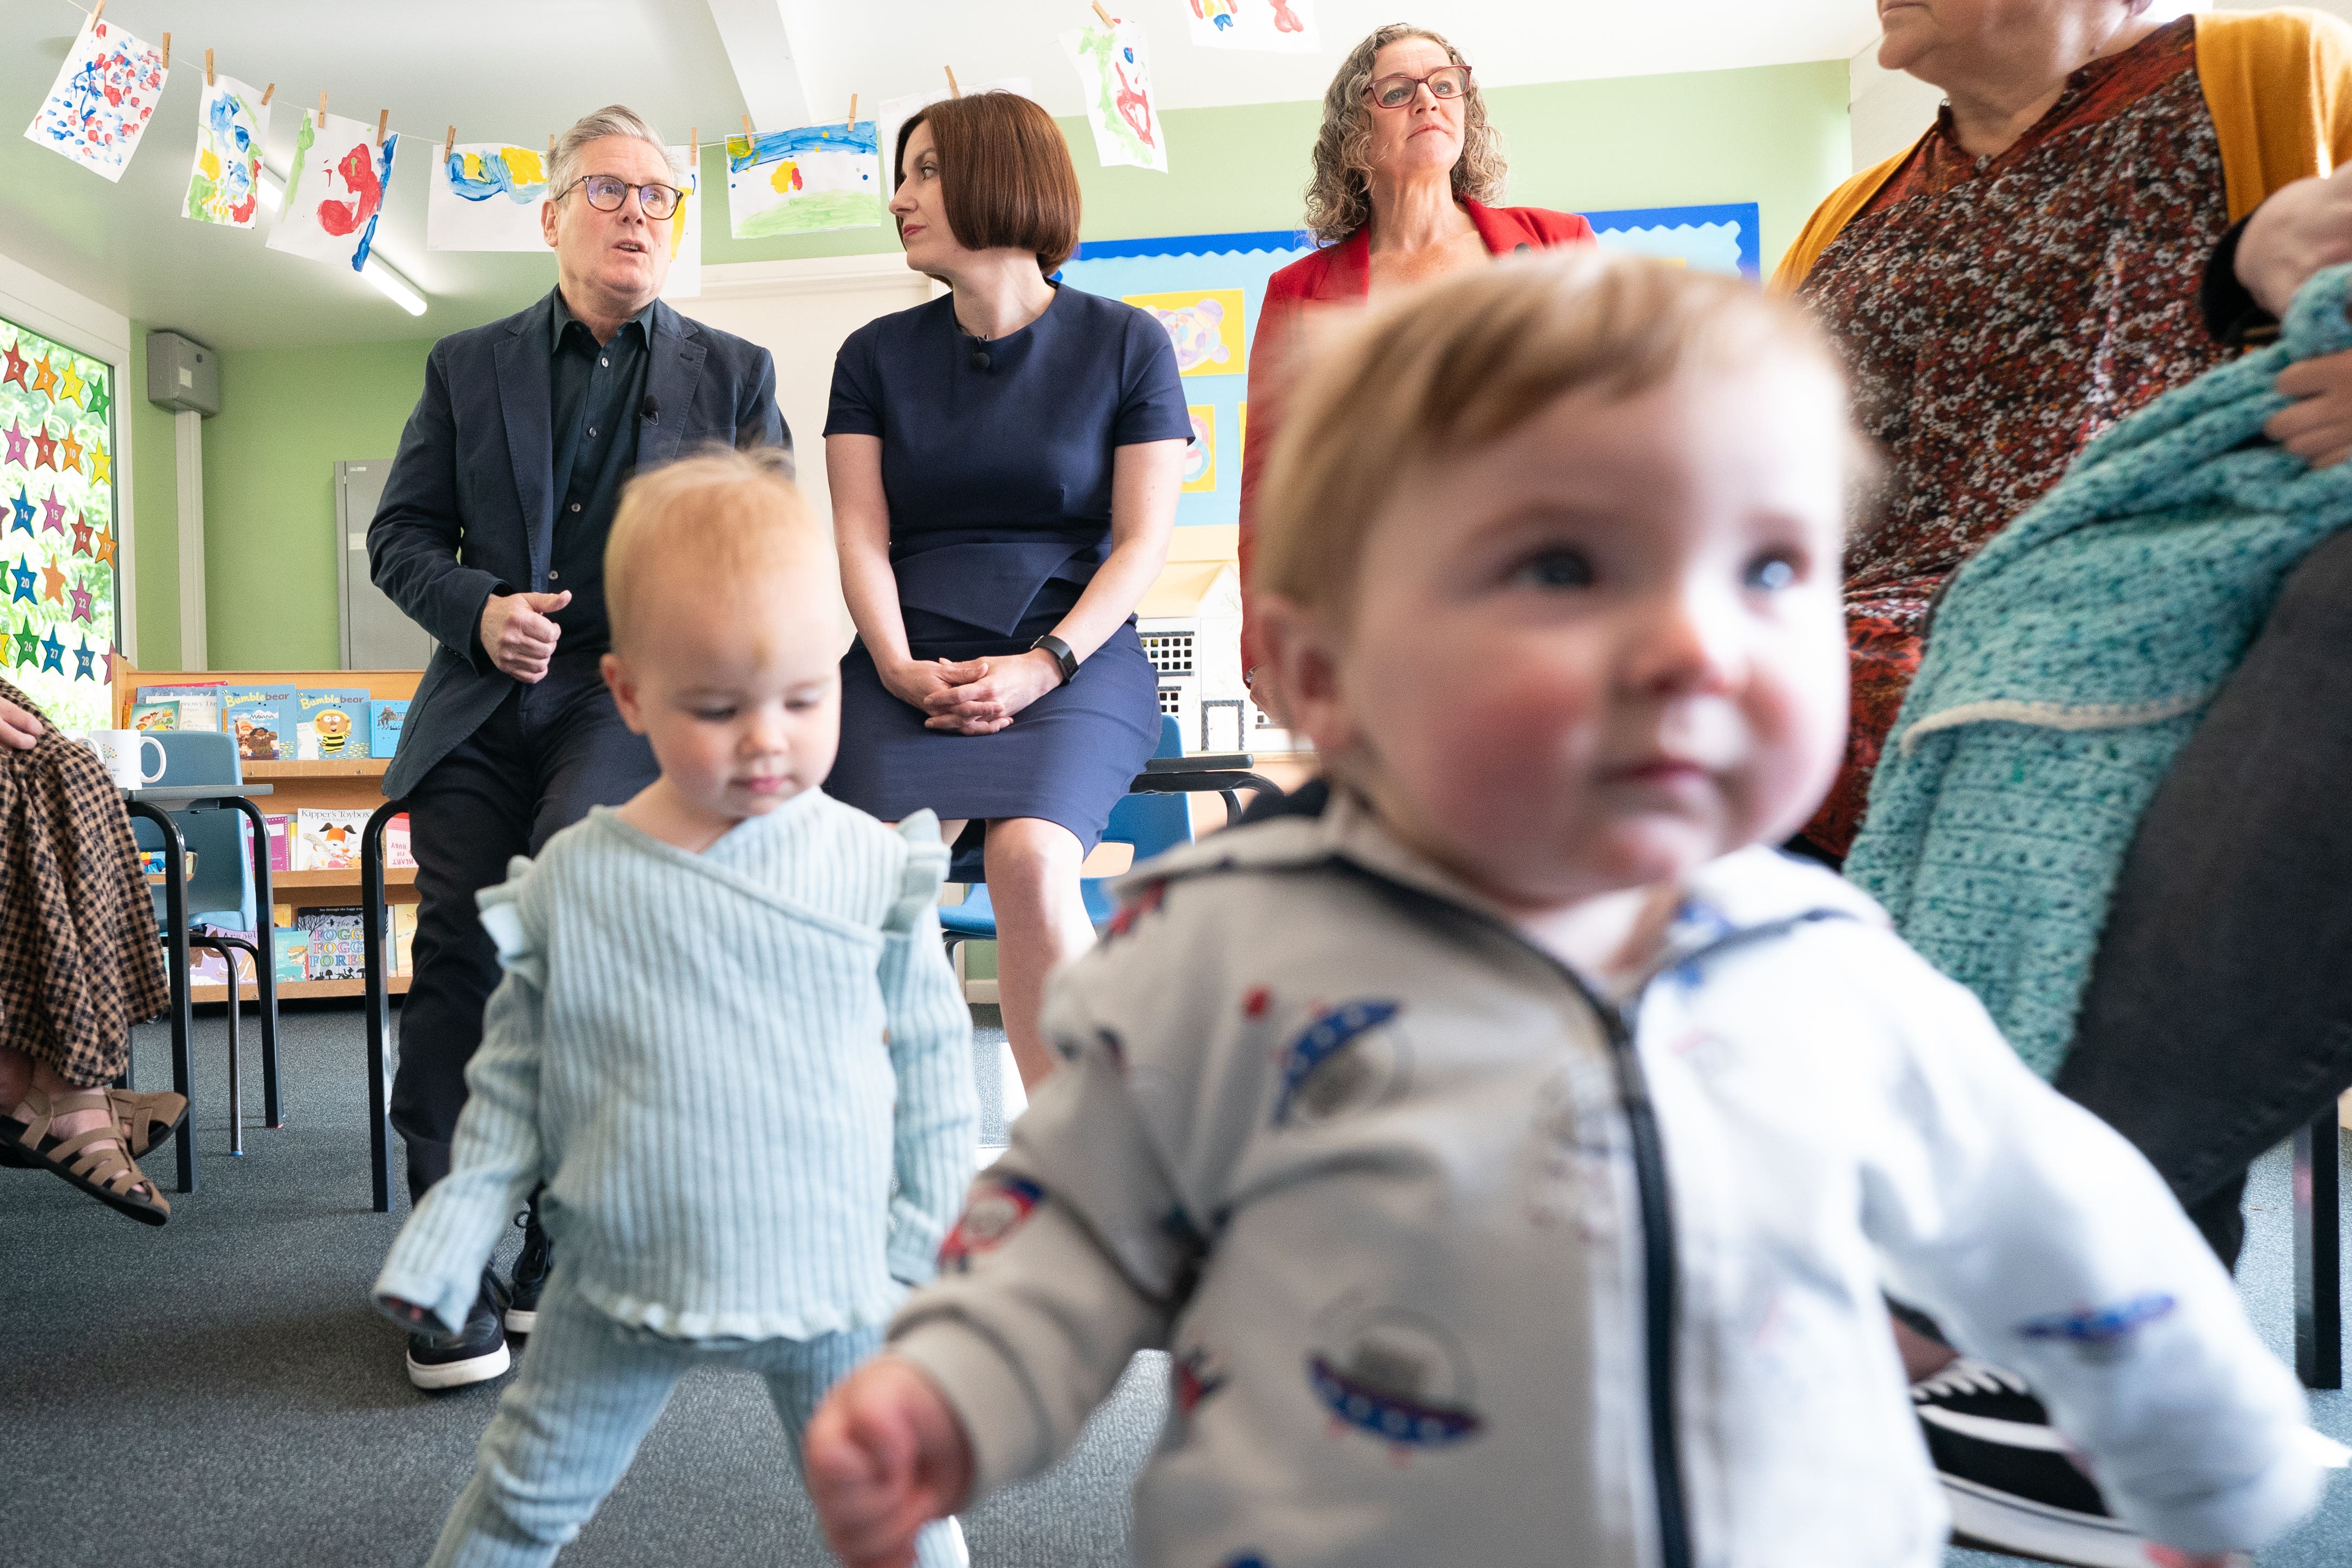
left=822, top=285, right=1191, bottom=870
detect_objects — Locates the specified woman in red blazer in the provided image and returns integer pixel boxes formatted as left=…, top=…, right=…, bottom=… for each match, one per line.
left=1238, top=23, right=1594, bottom=690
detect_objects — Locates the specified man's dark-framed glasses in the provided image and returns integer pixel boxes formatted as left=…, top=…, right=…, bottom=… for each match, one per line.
left=1365, top=65, right=1472, bottom=110
left=563, top=174, right=684, bottom=220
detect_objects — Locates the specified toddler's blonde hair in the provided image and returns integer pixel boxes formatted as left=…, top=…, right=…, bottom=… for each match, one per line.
left=1253, top=251, right=1858, bottom=623
left=604, top=446, right=816, bottom=659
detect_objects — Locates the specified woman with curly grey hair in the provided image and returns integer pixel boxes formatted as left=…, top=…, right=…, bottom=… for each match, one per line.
left=1235, top=23, right=1591, bottom=693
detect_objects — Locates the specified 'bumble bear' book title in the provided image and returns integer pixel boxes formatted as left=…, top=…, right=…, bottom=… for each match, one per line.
left=294, top=689, right=372, bottom=760
left=224, top=686, right=296, bottom=762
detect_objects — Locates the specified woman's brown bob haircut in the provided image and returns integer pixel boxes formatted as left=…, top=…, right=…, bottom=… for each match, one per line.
left=895, top=92, right=1082, bottom=274
left=1253, top=251, right=1864, bottom=623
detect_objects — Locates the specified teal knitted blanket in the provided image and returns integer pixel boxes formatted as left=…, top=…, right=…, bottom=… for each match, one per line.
left=1846, top=263, right=2352, bottom=1080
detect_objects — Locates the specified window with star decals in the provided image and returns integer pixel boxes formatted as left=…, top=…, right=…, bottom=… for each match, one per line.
left=1, top=313, right=118, bottom=731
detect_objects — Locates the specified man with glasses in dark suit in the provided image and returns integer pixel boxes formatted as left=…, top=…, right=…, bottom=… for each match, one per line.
left=369, top=103, right=787, bottom=1390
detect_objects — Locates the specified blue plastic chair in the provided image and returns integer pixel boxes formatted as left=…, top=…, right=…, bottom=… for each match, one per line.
left=939, top=716, right=1264, bottom=958
left=128, top=731, right=279, bottom=1160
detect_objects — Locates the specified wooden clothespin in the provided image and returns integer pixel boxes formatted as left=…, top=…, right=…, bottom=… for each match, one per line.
left=316, top=90, right=328, bottom=131
left=444, top=125, right=455, bottom=161
left=204, top=48, right=213, bottom=87
left=689, top=126, right=699, bottom=166
left=89, top=1, right=106, bottom=28
left=847, top=93, right=858, bottom=127
left=375, top=109, right=388, bottom=148
left=260, top=82, right=275, bottom=105
left=1092, top=2, right=1114, bottom=28
left=741, top=112, right=755, bottom=145
left=548, top=133, right=556, bottom=165
left=945, top=64, right=961, bottom=97
left=159, top=31, right=169, bottom=68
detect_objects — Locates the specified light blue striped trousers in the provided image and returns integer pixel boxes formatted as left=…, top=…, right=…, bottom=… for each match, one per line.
left=426, top=1269, right=967, bottom=1568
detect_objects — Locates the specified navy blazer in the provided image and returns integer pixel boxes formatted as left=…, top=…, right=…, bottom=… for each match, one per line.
left=369, top=292, right=788, bottom=798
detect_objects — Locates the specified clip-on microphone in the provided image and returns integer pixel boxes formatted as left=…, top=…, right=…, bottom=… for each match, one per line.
left=640, top=393, right=660, bottom=423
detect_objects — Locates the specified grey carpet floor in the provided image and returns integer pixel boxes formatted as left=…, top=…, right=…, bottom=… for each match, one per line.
left=1, top=1002, right=2345, bottom=1566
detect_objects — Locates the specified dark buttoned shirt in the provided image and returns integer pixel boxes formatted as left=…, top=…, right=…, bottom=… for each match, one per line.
left=545, top=287, right=653, bottom=655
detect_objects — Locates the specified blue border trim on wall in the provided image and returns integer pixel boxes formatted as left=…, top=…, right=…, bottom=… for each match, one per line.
left=1072, top=228, right=1316, bottom=260
left=1579, top=202, right=1763, bottom=279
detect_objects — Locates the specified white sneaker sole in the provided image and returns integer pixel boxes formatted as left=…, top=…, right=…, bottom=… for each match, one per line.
left=1943, top=1475, right=2156, bottom=1568
left=504, top=1306, right=537, bottom=1335
left=406, top=1339, right=511, bottom=1391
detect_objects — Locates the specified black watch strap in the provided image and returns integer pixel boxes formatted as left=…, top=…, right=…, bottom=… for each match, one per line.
left=1030, top=632, right=1080, bottom=685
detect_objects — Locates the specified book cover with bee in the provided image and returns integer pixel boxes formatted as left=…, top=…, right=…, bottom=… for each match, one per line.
left=293, top=688, right=372, bottom=760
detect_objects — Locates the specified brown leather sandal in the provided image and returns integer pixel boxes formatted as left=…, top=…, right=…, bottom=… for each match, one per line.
left=5, top=1086, right=170, bottom=1226
left=0, top=1088, right=186, bottom=1166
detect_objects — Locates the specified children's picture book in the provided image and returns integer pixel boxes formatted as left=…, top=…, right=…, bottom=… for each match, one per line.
left=296, top=907, right=366, bottom=981
left=370, top=698, right=409, bottom=760
left=134, top=681, right=227, bottom=732
left=272, top=938, right=309, bottom=985
left=129, top=700, right=180, bottom=732
left=263, top=813, right=292, bottom=874
left=294, top=688, right=372, bottom=760
left=384, top=811, right=415, bottom=870
left=225, top=685, right=295, bottom=762
left=392, top=903, right=418, bottom=975
left=294, top=808, right=370, bottom=870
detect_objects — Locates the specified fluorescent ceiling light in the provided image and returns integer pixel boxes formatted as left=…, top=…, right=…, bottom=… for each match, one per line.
left=255, top=160, right=428, bottom=315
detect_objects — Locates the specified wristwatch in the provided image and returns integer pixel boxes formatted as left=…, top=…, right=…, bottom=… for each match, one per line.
left=1030, top=632, right=1080, bottom=686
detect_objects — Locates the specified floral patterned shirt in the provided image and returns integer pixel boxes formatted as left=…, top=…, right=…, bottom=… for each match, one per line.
left=1795, top=18, right=2234, bottom=856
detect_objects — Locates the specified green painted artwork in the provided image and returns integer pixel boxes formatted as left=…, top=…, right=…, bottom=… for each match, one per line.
left=1, top=312, right=118, bottom=730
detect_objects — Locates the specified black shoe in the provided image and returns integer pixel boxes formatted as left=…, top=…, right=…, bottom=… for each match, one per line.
left=405, top=1271, right=512, bottom=1392
left=1912, top=1359, right=2152, bottom=1568
left=506, top=1195, right=551, bottom=1337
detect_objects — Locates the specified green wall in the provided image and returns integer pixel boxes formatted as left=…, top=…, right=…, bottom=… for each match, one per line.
left=127, top=324, right=180, bottom=666
left=199, top=338, right=434, bottom=670
left=179, top=59, right=1848, bottom=668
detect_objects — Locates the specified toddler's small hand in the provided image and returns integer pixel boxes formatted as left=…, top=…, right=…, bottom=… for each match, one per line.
left=804, top=1357, right=974, bottom=1568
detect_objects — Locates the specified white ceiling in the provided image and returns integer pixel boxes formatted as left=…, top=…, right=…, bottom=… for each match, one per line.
left=0, top=1, right=1882, bottom=352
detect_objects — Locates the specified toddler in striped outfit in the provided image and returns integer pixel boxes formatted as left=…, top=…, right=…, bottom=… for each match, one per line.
left=373, top=448, right=975, bottom=1568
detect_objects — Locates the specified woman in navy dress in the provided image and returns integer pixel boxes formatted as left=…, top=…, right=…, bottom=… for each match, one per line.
left=825, top=91, right=1188, bottom=1090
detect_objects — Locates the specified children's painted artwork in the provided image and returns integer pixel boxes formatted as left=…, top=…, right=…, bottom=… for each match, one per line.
left=1583, top=202, right=1764, bottom=279
left=1061, top=21, right=1167, bottom=174
left=875, top=80, right=1037, bottom=198
left=23, top=14, right=168, bottom=182
left=726, top=122, right=885, bottom=239
left=1181, top=407, right=1217, bottom=493
left=267, top=111, right=402, bottom=273
left=426, top=143, right=552, bottom=252
left=1186, top=0, right=1319, bottom=54
left=1124, top=289, right=1246, bottom=377
left=659, top=145, right=702, bottom=299
left=185, top=76, right=272, bottom=228
left=1062, top=233, right=1311, bottom=531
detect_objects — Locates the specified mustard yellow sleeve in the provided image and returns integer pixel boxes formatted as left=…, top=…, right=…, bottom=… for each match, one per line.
left=1770, top=150, right=1915, bottom=295
left=2196, top=7, right=2352, bottom=221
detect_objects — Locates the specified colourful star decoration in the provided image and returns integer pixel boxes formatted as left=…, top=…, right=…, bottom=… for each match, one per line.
left=70, top=518, right=92, bottom=557
left=72, top=637, right=95, bottom=680
left=54, top=359, right=85, bottom=408
left=40, top=489, right=66, bottom=532
left=10, top=624, right=37, bottom=669
left=83, top=379, right=110, bottom=421
left=88, top=447, right=109, bottom=485
left=6, top=488, right=32, bottom=535
left=69, top=585, right=93, bottom=624
left=0, top=342, right=27, bottom=391
left=57, top=429, right=83, bottom=473
left=92, top=531, right=115, bottom=567
left=28, top=354, right=55, bottom=398
left=29, top=426, right=56, bottom=470
left=38, top=628, right=64, bottom=674
left=7, top=561, right=33, bottom=603
left=1, top=421, right=25, bottom=466
left=39, top=560, right=67, bottom=604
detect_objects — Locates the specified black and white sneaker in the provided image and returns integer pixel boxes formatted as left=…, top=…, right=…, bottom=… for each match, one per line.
left=405, top=1270, right=512, bottom=1392
left=505, top=1199, right=551, bottom=1337
left=1912, top=1359, right=2156, bottom=1568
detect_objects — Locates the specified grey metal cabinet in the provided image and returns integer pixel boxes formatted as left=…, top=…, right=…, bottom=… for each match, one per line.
left=335, top=460, right=434, bottom=671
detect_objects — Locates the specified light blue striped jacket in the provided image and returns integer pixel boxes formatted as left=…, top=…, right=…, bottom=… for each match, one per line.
left=374, top=791, right=977, bottom=1341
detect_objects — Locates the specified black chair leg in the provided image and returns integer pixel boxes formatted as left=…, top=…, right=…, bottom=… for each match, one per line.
left=2294, top=1110, right=2342, bottom=1390
left=128, top=802, right=196, bottom=1194
left=189, top=940, right=246, bottom=1158
left=222, top=795, right=281, bottom=1128
left=361, top=800, right=406, bottom=1213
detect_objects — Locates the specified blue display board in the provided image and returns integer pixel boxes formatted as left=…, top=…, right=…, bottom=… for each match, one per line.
left=1059, top=202, right=1762, bottom=530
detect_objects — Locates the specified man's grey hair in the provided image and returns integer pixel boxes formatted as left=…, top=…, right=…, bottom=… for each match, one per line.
left=550, top=104, right=685, bottom=199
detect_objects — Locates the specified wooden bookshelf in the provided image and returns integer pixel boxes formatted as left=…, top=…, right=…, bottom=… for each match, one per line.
left=244, top=757, right=392, bottom=780
left=192, top=975, right=412, bottom=1004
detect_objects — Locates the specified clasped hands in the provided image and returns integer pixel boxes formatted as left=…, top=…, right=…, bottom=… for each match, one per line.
left=883, top=650, right=1064, bottom=736
left=2238, top=165, right=2352, bottom=468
